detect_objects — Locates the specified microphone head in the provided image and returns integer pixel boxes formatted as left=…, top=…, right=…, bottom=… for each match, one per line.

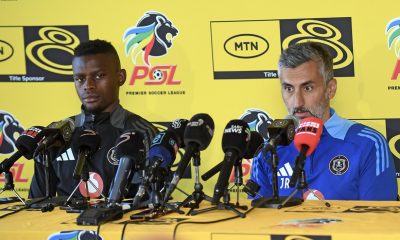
left=168, top=118, right=189, bottom=148
left=285, top=114, right=300, bottom=129
left=77, top=129, right=101, bottom=153
left=15, top=126, right=45, bottom=159
left=294, top=117, right=323, bottom=156
left=222, top=119, right=251, bottom=157
left=149, top=130, right=179, bottom=163
left=243, top=131, right=264, bottom=159
left=44, top=118, right=75, bottom=142
left=243, top=179, right=261, bottom=198
left=183, top=113, right=214, bottom=151
left=267, top=118, right=296, bottom=146
left=114, top=130, right=147, bottom=163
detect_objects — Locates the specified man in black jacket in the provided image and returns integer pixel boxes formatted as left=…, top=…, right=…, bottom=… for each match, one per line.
left=29, top=39, right=158, bottom=199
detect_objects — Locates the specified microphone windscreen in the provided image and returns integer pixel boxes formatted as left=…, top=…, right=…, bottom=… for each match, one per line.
left=45, top=118, right=75, bottom=142
left=16, top=126, right=45, bottom=159
left=184, top=113, right=214, bottom=150
left=285, top=114, right=300, bottom=129
left=149, top=130, right=179, bottom=163
left=77, top=129, right=101, bottom=153
left=168, top=118, right=189, bottom=148
left=294, top=117, right=323, bottom=156
left=267, top=118, right=296, bottom=146
left=243, top=131, right=264, bottom=159
left=114, top=130, right=146, bottom=162
left=149, top=145, right=173, bottom=169
left=222, top=119, right=250, bottom=157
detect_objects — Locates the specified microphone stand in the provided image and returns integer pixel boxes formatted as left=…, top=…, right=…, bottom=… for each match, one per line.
left=130, top=157, right=184, bottom=220
left=27, top=149, right=66, bottom=211
left=65, top=157, right=107, bottom=209
left=251, top=147, right=302, bottom=208
left=43, top=149, right=51, bottom=199
left=228, top=160, right=248, bottom=210
left=278, top=154, right=330, bottom=209
left=177, top=151, right=213, bottom=215
left=188, top=156, right=246, bottom=218
left=0, top=169, right=26, bottom=205
left=189, top=188, right=246, bottom=218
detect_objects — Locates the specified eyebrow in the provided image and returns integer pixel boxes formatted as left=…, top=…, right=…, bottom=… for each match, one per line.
left=281, top=80, right=315, bottom=87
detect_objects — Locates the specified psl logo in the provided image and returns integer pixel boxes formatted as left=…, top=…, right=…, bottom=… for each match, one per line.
left=123, top=11, right=180, bottom=85
left=0, top=111, right=24, bottom=155
left=385, top=17, right=400, bottom=80
left=240, top=108, right=273, bottom=139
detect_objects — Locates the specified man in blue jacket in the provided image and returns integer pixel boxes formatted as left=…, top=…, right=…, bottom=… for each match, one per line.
left=250, top=42, right=398, bottom=200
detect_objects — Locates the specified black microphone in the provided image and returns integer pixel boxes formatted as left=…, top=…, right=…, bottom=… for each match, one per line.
left=34, top=118, right=75, bottom=155
left=243, top=131, right=264, bottom=159
left=132, top=130, right=179, bottom=208
left=201, top=131, right=263, bottom=182
left=243, top=179, right=262, bottom=198
left=168, top=118, right=189, bottom=148
left=108, top=130, right=147, bottom=205
left=211, top=120, right=250, bottom=204
left=162, top=113, right=214, bottom=204
left=73, top=129, right=101, bottom=180
left=0, top=126, right=44, bottom=174
left=262, top=116, right=298, bottom=153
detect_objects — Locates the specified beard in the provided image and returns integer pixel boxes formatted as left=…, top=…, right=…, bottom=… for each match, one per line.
left=287, top=91, right=330, bottom=122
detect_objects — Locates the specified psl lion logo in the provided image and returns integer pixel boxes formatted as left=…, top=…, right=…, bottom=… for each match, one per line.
left=0, top=111, right=24, bottom=155
left=123, top=11, right=178, bottom=66
left=386, top=17, right=400, bottom=80
left=240, top=108, right=273, bottom=140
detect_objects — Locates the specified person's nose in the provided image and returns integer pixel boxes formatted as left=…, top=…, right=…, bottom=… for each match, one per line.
left=84, top=78, right=95, bottom=91
left=293, top=89, right=305, bottom=108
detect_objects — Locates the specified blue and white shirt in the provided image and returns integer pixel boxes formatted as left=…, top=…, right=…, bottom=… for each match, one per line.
left=250, top=109, right=398, bottom=200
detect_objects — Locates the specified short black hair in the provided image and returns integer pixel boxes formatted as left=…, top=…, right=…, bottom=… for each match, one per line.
left=73, top=39, right=121, bottom=69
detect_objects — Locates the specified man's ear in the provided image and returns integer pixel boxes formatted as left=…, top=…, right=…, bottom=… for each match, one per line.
left=118, top=69, right=126, bottom=86
left=327, top=78, right=337, bottom=99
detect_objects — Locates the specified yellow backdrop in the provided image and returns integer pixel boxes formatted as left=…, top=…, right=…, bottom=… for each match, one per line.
left=0, top=0, right=399, bottom=201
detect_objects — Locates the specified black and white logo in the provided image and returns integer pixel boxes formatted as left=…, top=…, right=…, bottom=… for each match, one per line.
left=329, top=155, right=349, bottom=175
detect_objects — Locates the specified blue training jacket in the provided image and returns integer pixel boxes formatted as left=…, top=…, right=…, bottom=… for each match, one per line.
left=250, top=109, right=398, bottom=200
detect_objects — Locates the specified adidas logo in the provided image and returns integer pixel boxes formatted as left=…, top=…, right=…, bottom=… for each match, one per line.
left=278, top=162, right=294, bottom=189
left=56, top=148, right=75, bottom=161
left=277, top=162, right=293, bottom=177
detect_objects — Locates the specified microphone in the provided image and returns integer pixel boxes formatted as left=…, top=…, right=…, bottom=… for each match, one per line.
left=132, top=130, right=179, bottom=208
left=211, top=119, right=250, bottom=204
left=262, top=116, right=298, bottom=153
left=201, top=130, right=263, bottom=182
left=34, top=118, right=75, bottom=155
left=243, top=179, right=262, bottom=198
left=73, top=129, right=101, bottom=179
left=108, top=130, right=147, bottom=205
left=0, top=126, right=44, bottom=174
left=289, top=117, right=323, bottom=187
left=168, top=118, right=189, bottom=149
left=162, top=113, right=214, bottom=204
left=243, top=131, right=264, bottom=159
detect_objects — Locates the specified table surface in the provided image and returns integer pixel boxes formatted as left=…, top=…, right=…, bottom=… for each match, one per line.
left=1, top=199, right=400, bottom=240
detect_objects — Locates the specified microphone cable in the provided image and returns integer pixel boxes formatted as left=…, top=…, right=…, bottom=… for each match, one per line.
left=171, top=199, right=268, bottom=240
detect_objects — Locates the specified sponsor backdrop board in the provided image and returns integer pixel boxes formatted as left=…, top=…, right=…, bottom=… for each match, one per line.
left=0, top=0, right=399, bottom=200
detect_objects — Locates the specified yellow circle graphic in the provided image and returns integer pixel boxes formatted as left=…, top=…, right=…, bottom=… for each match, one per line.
left=26, top=27, right=80, bottom=75
left=282, top=19, right=353, bottom=69
left=389, top=135, right=400, bottom=160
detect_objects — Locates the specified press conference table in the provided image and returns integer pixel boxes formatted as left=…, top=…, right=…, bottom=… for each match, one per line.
left=1, top=200, right=400, bottom=240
